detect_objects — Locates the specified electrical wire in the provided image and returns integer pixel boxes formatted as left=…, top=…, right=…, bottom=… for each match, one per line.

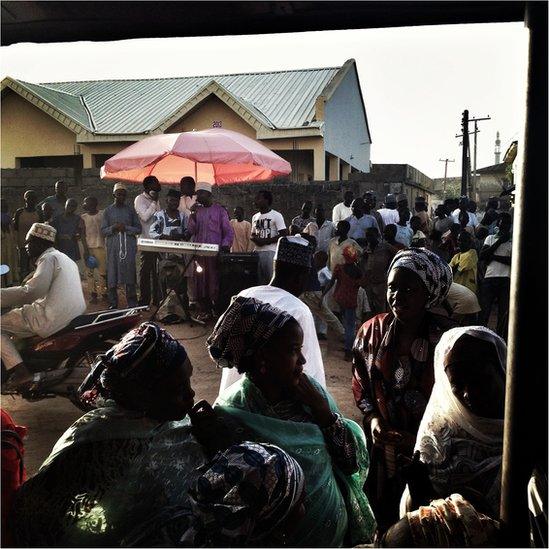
left=175, top=328, right=210, bottom=341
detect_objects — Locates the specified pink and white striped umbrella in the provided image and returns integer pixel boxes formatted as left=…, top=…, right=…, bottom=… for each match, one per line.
left=100, top=128, right=291, bottom=185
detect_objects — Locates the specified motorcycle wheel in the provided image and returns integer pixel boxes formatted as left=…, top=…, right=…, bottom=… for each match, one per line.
left=66, top=342, right=114, bottom=412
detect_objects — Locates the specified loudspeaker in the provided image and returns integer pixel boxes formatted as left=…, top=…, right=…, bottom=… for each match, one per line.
left=215, top=253, right=259, bottom=315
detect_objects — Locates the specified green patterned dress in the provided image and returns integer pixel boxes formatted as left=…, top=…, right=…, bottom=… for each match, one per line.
left=12, top=403, right=207, bottom=547
left=215, top=375, right=376, bottom=547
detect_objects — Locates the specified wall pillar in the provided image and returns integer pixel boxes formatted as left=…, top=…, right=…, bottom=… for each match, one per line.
left=328, top=154, right=341, bottom=180
left=313, top=143, right=326, bottom=181
left=82, top=149, right=93, bottom=169
left=341, top=160, right=351, bottom=180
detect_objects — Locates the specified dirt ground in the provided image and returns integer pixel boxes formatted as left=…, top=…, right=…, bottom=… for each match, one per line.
left=3, top=304, right=363, bottom=476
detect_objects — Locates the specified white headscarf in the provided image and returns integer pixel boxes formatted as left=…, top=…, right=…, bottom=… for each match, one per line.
left=414, top=326, right=506, bottom=517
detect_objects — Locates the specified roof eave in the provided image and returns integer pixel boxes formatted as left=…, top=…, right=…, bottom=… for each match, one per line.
left=257, top=127, right=323, bottom=139
left=76, top=133, right=146, bottom=143
left=3, top=77, right=91, bottom=135
left=76, top=127, right=324, bottom=143
left=151, top=79, right=275, bottom=135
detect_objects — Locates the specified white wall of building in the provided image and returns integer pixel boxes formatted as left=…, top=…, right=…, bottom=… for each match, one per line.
left=324, top=66, right=371, bottom=173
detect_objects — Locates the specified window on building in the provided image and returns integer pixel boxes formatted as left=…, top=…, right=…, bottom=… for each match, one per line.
left=17, top=155, right=83, bottom=168
left=93, top=154, right=113, bottom=168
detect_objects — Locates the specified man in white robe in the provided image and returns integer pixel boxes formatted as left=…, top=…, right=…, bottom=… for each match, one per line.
left=218, top=235, right=326, bottom=395
left=1, top=223, right=86, bottom=386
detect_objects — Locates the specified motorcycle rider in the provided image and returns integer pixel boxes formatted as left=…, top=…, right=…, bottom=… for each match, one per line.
left=1, top=223, right=86, bottom=389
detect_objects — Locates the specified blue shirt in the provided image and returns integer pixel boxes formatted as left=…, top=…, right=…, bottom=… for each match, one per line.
left=395, top=224, right=413, bottom=247
left=149, top=210, right=187, bottom=238
left=317, top=266, right=332, bottom=288
left=346, top=214, right=379, bottom=240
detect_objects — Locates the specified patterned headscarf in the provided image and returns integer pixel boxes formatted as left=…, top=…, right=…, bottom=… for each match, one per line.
left=79, top=322, right=188, bottom=405
left=207, top=297, right=294, bottom=372
left=179, top=442, right=305, bottom=546
left=343, top=244, right=359, bottom=264
left=388, top=248, right=453, bottom=309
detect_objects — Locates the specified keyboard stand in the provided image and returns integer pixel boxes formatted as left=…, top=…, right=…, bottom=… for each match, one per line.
left=150, top=250, right=206, bottom=327
left=151, top=289, right=206, bottom=327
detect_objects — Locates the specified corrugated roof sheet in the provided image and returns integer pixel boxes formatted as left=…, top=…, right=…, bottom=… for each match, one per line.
left=14, top=66, right=341, bottom=135
left=17, top=80, right=93, bottom=130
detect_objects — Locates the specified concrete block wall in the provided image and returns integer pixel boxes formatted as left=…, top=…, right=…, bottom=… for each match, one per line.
left=1, top=168, right=370, bottom=224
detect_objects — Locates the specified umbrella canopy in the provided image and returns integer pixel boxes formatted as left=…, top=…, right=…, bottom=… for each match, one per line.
left=100, top=128, right=291, bottom=185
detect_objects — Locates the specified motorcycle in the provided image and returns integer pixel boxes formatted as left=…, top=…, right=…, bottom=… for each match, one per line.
left=1, top=306, right=147, bottom=411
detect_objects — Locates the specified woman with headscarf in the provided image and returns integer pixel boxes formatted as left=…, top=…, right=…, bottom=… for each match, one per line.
left=12, top=322, right=207, bottom=547
left=207, top=296, right=376, bottom=547
left=352, top=247, right=456, bottom=530
left=125, top=441, right=306, bottom=547
left=412, top=326, right=506, bottom=518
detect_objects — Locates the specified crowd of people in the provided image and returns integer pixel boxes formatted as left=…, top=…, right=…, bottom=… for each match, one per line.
left=0, top=181, right=516, bottom=547
left=1, top=179, right=511, bottom=341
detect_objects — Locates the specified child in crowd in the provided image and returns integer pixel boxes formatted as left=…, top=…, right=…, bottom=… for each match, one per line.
left=433, top=204, right=454, bottom=235
left=327, top=220, right=362, bottom=271
left=395, top=208, right=413, bottom=248
left=449, top=231, right=478, bottom=294
left=51, top=198, right=89, bottom=265
left=229, top=206, right=253, bottom=253
left=301, top=250, right=344, bottom=341
left=323, top=245, right=363, bottom=361
left=13, top=190, right=43, bottom=280
left=428, top=229, right=450, bottom=263
left=442, top=223, right=461, bottom=258
left=81, top=196, right=107, bottom=303
left=410, top=215, right=427, bottom=248
left=41, top=202, right=53, bottom=223
left=458, top=209, right=475, bottom=236
left=383, top=223, right=406, bottom=251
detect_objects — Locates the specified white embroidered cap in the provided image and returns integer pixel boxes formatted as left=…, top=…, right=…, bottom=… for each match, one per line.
left=26, top=222, right=57, bottom=243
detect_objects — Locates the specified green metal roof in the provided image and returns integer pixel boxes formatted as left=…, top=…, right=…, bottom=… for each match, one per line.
left=16, top=80, right=94, bottom=130
left=13, top=66, right=342, bottom=135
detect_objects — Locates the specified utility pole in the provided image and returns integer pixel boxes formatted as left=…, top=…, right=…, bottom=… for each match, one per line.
left=455, top=127, right=475, bottom=195
left=438, top=158, right=455, bottom=198
left=460, top=110, right=470, bottom=196
left=469, top=115, right=491, bottom=202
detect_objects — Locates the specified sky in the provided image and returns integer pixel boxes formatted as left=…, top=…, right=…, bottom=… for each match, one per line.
left=1, top=22, right=528, bottom=179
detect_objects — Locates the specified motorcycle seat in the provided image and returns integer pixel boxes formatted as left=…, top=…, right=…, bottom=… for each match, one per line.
left=55, top=309, right=126, bottom=334
left=16, top=308, right=142, bottom=349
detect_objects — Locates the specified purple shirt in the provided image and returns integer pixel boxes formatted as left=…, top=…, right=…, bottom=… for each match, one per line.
left=187, top=203, right=234, bottom=248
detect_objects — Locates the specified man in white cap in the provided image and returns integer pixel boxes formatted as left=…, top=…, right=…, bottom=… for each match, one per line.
left=218, top=234, right=326, bottom=395
left=186, top=182, right=234, bottom=321
left=1, top=223, right=86, bottom=387
left=101, top=183, right=141, bottom=309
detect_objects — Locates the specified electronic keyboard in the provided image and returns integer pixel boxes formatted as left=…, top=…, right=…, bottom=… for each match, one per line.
left=137, top=238, right=219, bottom=256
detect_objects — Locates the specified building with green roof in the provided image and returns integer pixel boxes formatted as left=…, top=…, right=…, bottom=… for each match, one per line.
left=1, top=59, right=371, bottom=181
